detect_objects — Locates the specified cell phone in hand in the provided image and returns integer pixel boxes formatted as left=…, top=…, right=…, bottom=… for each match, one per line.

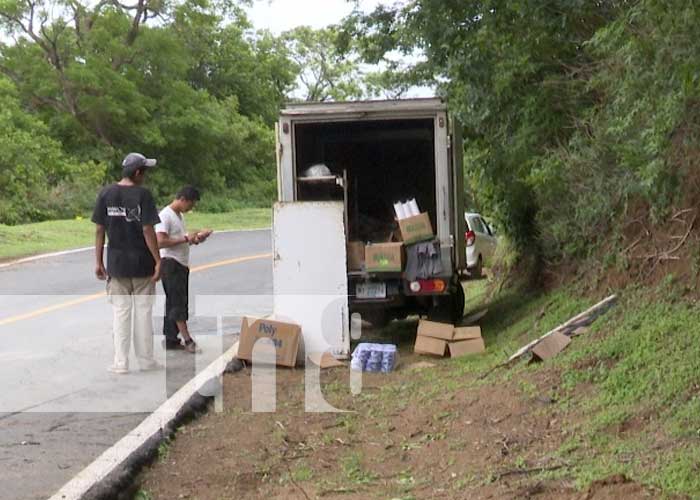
left=197, top=229, right=213, bottom=242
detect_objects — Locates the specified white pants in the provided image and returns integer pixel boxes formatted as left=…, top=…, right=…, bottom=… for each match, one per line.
left=107, top=277, right=156, bottom=369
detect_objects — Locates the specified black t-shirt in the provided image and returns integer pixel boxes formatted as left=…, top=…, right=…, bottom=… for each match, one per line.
left=91, top=184, right=161, bottom=278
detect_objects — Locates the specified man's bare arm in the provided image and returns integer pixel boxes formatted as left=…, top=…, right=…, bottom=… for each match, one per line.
left=156, top=231, right=197, bottom=248
left=143, top=225, right=162, bottom=282
left=95, top=225, right=107, bottom=280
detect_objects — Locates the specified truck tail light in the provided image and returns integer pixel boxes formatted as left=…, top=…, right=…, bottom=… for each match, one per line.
left=411, top=279, right=446, bottom=293
left=465, top=230, right=476, bottom=247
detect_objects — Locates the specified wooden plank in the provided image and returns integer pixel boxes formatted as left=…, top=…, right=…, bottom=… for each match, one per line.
left=507, top=295, right=617, bottom=362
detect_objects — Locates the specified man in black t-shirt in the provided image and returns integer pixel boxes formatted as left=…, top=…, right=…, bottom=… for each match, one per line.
left=92, top=152, right=162, bottom=374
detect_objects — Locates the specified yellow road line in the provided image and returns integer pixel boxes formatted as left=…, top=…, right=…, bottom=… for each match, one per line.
left=0, top=292, right=107, bottom=326
left=190, top=253, right=271, bottom=273
left=0, top=253, right=271, bottom=327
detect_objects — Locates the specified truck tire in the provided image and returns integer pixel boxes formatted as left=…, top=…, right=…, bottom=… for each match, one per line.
left=470, top=256, right=483, bottom=279
left=361, top=309, right=390, bottom=329
left=428, top=281, right=465, bottom=324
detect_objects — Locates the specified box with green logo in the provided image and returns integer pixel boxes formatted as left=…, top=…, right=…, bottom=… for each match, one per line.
left=398, top=212, right=434, bottom=244
left=365, top=242, right=404, bottom=272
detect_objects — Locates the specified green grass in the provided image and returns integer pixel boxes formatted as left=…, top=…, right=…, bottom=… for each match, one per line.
left=446, top=276, right=700, bottom=497
left=355, top=272, right=700, bottom=496
left=0, top=208, right=271, bottom=261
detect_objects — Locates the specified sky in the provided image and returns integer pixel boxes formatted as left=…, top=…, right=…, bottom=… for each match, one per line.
left=246, top=0, right=385, bottom=34
left=246, top=0, right=433, bottom=98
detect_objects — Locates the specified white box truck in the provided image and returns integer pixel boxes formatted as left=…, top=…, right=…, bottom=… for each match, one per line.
left=276, top=98, right=466, bottom=326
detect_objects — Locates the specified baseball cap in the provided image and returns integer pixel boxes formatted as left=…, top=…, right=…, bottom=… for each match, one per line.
left=122, top=152, right=157, bottom=177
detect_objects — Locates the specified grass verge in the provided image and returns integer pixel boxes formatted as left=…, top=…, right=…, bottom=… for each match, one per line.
left=0, top=208, right=271, bottom=261
left=452, top=276, right=700, bottom=497
left=136, top=274, right=700, bottom=498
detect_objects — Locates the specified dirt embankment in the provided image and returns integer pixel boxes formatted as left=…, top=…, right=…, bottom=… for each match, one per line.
left=136, top=356, right=656, bottom=499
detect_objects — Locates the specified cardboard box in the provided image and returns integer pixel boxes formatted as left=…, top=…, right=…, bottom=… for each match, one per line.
left=398, top=212, right=434, bottom=244
left=347, top=241, right=365, bottom=271
left=449, top=338, right=486, bottom=357
left=414, top=319, right=485, bottom=358
left=453, top=326, right=483, bottom=341
left=532, top=331, right=571, bottom=361
left=417, top=320, right=455, bottom=341
left=414, top=335, right=448, bottom=356
left=417, top=320, right=483, bottom=341
left=237, top=316, right=301, bottom=367
left=365, top=242, right=404, bottom=272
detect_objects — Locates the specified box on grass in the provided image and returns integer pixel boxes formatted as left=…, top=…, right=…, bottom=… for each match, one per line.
left=237, top=316, right=301, bottom=368
left=414, top=319, right=485, bottom=358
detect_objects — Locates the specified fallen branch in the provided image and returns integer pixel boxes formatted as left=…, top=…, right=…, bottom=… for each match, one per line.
left=493, top=464, right=565, bottom=481
left=282, top=449, right=312, bottom=500
left=671, top=208, right=695, bottom=221
left=664, top=213, right=695, bottom=256
left=622, top=236, right=642, bottom=254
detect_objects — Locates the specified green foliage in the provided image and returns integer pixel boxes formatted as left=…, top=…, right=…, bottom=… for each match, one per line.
left=348, top=0, right=700, bottom=262
left=0, top=0, right=292, bottom=223
left=0, top=77, right=105, bottom=224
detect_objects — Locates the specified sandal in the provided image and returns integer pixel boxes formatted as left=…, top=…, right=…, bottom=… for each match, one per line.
left=184, top=338, right=200, bottom=354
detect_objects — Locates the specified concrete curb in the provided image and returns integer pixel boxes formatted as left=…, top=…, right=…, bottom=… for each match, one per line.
left=0, top=228, right=271, bottom=269
left=49, top=343, right=242, bottom=500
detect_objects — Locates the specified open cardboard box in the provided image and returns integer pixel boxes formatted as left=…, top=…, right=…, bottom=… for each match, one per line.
left=398, top=212, right=434, bottom=244
left=237, top=316, right=301, bottom=368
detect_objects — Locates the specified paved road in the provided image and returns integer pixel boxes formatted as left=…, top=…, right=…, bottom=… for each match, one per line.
left=0, top=230, right=272, bottom=500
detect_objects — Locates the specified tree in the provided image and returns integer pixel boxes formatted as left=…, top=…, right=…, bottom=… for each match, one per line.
left=0, top=76, right=103, bottom=224
left=0, top=0, right=290, bottom=218
left=282, top=25, right=363, bottom=102
left=345, top=1, right=622, bottom=255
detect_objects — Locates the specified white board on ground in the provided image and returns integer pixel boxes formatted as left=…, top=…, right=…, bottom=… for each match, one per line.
left=272, top=202, right=350, bottom=361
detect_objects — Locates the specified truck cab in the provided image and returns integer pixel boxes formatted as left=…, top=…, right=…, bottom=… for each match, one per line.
left=276, top=98, right=466, bottom=325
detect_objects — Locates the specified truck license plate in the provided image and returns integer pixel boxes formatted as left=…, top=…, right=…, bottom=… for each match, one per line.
left=356, top=282, right=387, bottom=299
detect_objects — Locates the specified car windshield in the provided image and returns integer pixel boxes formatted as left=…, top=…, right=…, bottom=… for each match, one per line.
left=469, top=216, right=485, bottom=233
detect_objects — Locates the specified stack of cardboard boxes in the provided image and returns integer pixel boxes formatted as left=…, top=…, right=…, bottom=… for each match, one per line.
left=347, top=212, right=434, bottom=273
left=413, top=319, right=485, bottom=358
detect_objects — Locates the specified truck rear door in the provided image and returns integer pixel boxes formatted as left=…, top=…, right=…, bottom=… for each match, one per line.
left=451, top=117, right=466, bottom=271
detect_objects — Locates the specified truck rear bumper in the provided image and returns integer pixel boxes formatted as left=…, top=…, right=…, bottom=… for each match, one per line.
left=348, top=273, right=452, bottom=310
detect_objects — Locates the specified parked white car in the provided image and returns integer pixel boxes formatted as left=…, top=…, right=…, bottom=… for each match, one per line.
left=465, top=212, right=497, bottom=278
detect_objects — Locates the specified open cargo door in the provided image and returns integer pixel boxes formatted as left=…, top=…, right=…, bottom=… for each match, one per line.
left=272, top=201, right=350, bottom=360
left=450, top=117, right=466, bottom=270
left=276, top=118, right=295, bottom=201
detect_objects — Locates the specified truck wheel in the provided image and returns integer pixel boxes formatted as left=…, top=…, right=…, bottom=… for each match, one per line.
left=428, top=282, right=465, bottom=324
left=470, top=256, right=483, bottom=279
left=361, top=309, right=390, bottom=329
left=453, top=282, right=465, bottom=321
